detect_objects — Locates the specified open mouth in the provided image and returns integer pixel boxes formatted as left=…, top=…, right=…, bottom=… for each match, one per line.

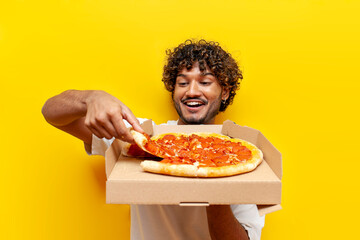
left=182, top=99, right=207, bottom=111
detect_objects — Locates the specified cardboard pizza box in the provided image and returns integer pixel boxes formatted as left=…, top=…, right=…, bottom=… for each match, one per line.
left=105, top=120, right=282, bottom=216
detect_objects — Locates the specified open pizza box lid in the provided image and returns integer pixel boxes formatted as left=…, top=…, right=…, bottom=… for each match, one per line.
left=105, top=120, right=282, bottom=216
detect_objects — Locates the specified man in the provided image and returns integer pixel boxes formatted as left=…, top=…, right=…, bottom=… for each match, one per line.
left=42, top=39, right=264, bottom=240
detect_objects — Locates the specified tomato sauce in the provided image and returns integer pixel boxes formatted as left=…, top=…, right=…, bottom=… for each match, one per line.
left=144, top=134, right=252, bottom=167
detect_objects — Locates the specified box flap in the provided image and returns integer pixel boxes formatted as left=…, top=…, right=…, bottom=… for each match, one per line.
left=257, top=132, right=282, bottom=179
left=222, top=120, right=282, bottom=179
left=221, top=120, right=260, bottom=144
left=257, top=204, right=282, bottom=216
left=141, top=119, right=154, bottom=135
left=105, top=139, right=121, bottom=179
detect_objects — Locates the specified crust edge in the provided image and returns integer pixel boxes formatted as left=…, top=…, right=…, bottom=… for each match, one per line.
left=140, top=156, right=263, bottom=178
left=133, top=131, right=264, bottom=177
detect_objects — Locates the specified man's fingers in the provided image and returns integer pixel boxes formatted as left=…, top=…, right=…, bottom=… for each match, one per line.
left=102, top=120, right=119, bottom=138
left=97, top=125, right=113, bottom=139
left=85, top=115, right=114, bottom=139
left=111, top=117, right=135, bottom=143
left=123, top=110, right=144, bottom=133
left=85, top=115, right=104, bottom=139
left=88, top=123, right=113, bottom=140
left=85, top=99, right=140, bottom=143
left=111, top=117, right=125, bottom=138
left=87, top=126, right=103, bottom=139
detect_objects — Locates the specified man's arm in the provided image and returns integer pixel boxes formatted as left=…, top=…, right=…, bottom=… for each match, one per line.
left=207, top=205, right=249, bottom=240
left=42, top=90, right=143, bottom=144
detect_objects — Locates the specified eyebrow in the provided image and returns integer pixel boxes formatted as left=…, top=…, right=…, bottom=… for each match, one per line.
left=176, top=72, right=215, bottom=77
left=177, top=73, right=187, bottom=77
left=203, top=72, right=215, bottom=77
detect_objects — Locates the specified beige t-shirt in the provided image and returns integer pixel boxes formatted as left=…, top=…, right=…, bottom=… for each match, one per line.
left=87, top=119, right=265, bottom=240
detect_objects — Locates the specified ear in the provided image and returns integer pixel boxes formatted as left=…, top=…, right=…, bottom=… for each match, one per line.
left=221, top=87, right=230, bottom=101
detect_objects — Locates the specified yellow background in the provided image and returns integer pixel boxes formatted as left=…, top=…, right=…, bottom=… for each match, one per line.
left=1, top=0, right=359, bottom=239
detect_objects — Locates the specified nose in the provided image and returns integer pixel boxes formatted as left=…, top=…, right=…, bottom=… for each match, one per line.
left=185, top=81, right=202, bottom=98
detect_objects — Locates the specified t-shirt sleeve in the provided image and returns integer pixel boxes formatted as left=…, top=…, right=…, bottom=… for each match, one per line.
left=230, top=204, right=265, bottom=240
left=84, top=118, right=150, bottom=156
left=85, top=135, right=115, bottom=156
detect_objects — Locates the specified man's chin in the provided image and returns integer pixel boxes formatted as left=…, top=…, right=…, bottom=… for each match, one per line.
left=180, top=115, right=207, bottom=125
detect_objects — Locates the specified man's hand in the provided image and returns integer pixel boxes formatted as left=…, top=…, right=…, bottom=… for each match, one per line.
left=84, top=90, right=143, bottom=143
left=42, top=90, right=143, bottom=144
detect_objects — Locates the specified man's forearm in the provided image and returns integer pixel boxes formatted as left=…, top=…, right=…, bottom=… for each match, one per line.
left=206, top=205, right=249, bottom=240
left=42, top=90, right=92, bottom=126
left=42, top=89, right=142, bottom=143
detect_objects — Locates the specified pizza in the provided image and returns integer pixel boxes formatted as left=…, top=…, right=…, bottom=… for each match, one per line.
left=130, top=130, right=263, bottom=178
left=120, top=141, right=155, bottom=158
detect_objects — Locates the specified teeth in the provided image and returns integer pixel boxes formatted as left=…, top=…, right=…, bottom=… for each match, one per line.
left=186, top=102, right=202, bottom=106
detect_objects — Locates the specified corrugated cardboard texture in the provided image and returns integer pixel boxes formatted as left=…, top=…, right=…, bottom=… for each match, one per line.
left=105, top=120, right=282, bottom=214
left=222, top=120, right=282, bottom=179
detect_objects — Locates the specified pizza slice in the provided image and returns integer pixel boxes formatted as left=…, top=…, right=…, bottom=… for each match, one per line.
left=119, top=140, right=155, bottom=158
left=131, top=130, right=263, bottom=178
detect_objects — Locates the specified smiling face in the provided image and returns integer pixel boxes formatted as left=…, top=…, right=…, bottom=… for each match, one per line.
left=173, top=62, right=229, bottom=125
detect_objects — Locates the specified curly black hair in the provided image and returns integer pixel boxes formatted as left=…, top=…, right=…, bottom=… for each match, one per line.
left=162, top=39, right=243, bottom=112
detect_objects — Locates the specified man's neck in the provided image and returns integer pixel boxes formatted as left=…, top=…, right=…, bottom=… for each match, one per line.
left=177, top=118, right=216, bottom=125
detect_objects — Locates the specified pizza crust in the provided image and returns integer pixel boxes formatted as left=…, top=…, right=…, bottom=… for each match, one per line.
left=140, top=143, right=263, bottom=177
left=119, top=140, right=132, bottom=156
left=132, top=131, right=263, bottom=178
left=140, top=159, right=262, bottom=178
left=131, top=130, right=149, bottom=152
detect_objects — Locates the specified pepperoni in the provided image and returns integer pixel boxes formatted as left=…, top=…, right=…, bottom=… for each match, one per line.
left=148, top=134, right=253, bottom=167
left=143, top=133, right=151, bottom=140
left=145, top=141, right=168, bottom=158
left=212, top=137, right=223, bottom=144
left=145, top=142, right=158, bottom=154
left=162, top=147, right=175, bottom=156
left=236, top=153, right=252, bottom=161
left=162, top=134, right=177, bottom=141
